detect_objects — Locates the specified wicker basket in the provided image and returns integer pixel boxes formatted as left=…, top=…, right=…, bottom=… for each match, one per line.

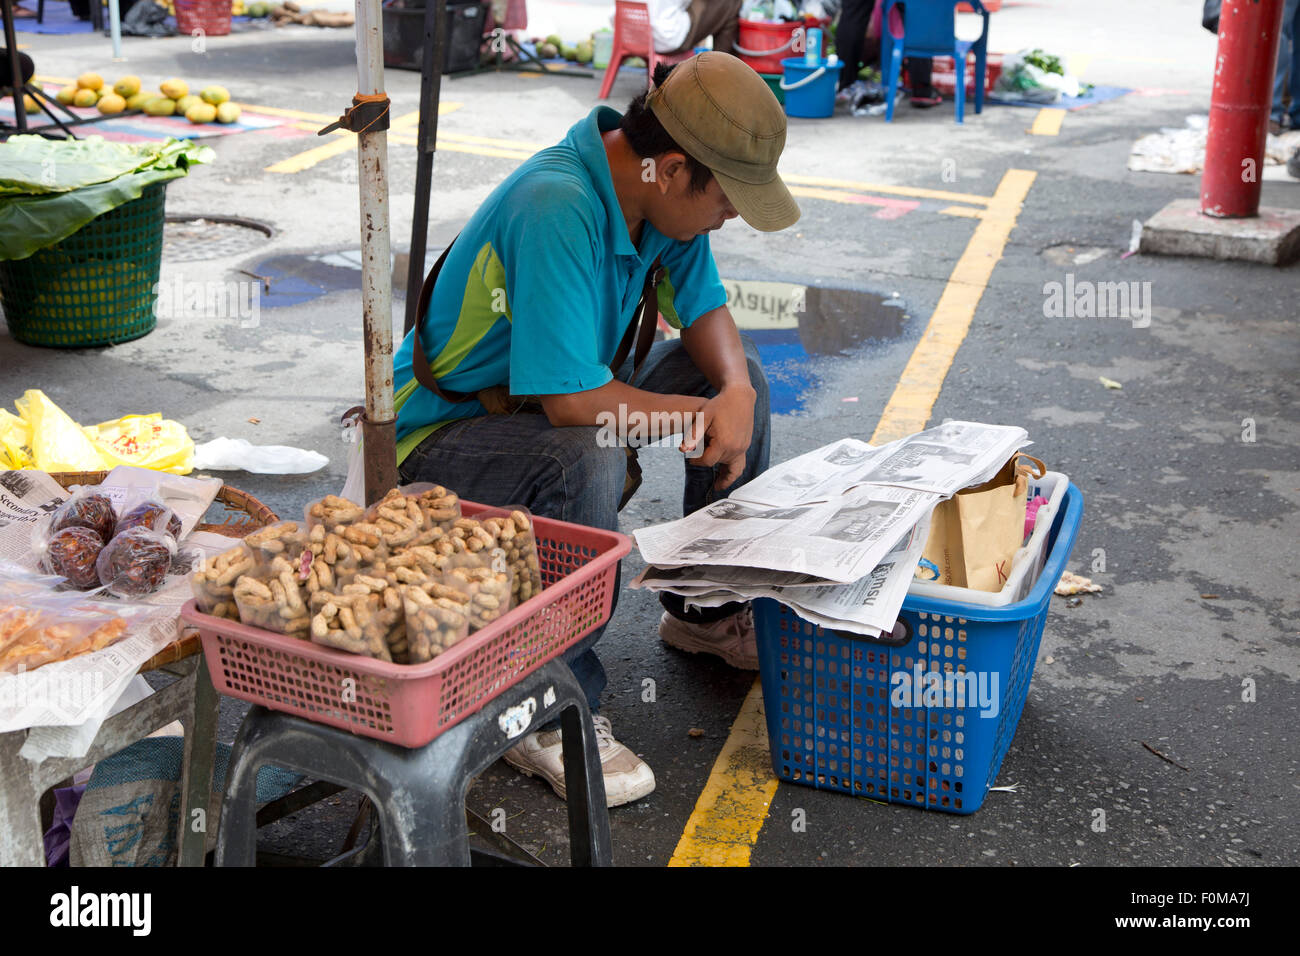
left=0, top=183, right=168, bottom=349
left=173, top=0, right=233, bottom=36
left=51, top=471, right=277, bottom=671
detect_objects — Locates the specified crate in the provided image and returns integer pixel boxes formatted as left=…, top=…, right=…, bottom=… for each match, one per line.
left=181, top=502, right=630, bottom=748
left=174, top=0, right=232, bottom=36
left=754, top=481, right=1082, bottom=814
left=382, top=0, right=488, bottom=75
left=929, top=52, right=1003, bottom=96
left=0, top=183, right=167, bottom=349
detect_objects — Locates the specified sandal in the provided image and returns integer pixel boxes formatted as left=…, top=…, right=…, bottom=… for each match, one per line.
left=12, top=5, right=38, bottom=17
left=910, top=91, right=942, bottom=108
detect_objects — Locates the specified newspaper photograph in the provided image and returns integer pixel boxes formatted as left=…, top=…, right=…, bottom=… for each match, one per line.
left=732, top=422, right=1029, bottom=507
left=634, top=484, right=940, bottom=583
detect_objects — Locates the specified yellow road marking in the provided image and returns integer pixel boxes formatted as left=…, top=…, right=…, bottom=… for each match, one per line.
left=939, top=204, right=984, bottom=218
left=1067, top=53, right=1094, bottom=79
left=667, top=682, right=777, bottom=867
left=783, top=172, right=989, bottom=206
left=34, top=74, right=74, bottom=86
left=389, top=135, right=534, bottom=161
left=873, top=168, right=1035, bottom=443
left=1029, top=109, right=1065, bottom=136
left=265, top=132, right=356, bottom=173
left=668, top=167, right=1036, bottom=865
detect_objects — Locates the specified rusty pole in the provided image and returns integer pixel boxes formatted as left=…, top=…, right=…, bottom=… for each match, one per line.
left=355, top=0, right=398, bottom=504
left=1201, top=0, right=1286, bottom=218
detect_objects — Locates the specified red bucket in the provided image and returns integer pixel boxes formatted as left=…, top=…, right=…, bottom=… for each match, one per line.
left=734, top=18, right=829, bottom=77
left=174, top=0, right=232, bottom=36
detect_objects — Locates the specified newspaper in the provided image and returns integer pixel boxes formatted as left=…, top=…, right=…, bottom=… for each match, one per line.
left=731, top=421, right=1030, bottom=506
left=0, top=468, right=227, bottom=748
left=633, top=484, right=941, bottom=584
left=637, top=516, right=930, bottom=638
left=630, top=421, right=1031, bottom=637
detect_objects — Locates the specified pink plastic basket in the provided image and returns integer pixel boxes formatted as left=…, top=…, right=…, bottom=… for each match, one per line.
left=181, top=502, right=630, bottom=748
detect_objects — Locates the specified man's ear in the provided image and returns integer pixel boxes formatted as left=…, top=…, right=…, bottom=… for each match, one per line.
left=654, top=152, right=689, bottom=195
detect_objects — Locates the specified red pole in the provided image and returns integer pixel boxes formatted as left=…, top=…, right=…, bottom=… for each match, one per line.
left=1201, top=0, right=1286, bottom=218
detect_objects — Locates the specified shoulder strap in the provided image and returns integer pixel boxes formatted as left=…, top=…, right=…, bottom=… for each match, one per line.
left=408, top=244, right=663, bottom=404
left=408, top=238, right=478, bottom=405
left=610, top=256, right=664, bottom=383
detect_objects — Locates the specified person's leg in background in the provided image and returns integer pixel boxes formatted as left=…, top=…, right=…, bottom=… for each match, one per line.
left=906, top=54, right=939, bottom=106
left=1285, top=0, right=1300, bottom=129
left=1272, top=0, right=1299, bottom=130
left=836, top=0, right=875, bottom=92
left=674, top=0, right=745, bottom=54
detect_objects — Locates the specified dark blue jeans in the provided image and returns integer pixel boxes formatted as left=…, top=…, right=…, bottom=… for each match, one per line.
left=397, top=334, right=772, bottom=711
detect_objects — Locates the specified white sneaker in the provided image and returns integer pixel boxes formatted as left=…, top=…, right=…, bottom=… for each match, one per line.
left=503, top=714, right=656, bottom=808
left=659, top=607, right=759, bottom=670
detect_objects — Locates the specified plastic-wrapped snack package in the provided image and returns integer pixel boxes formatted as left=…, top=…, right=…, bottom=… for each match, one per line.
left=114, top=498, right=183, bottom=540
left=323, top=569, right=405, bottom=660
left=0, top=562, right=69, bottom=600
left=404, top=483, right=461, bottom=535
left=95, top=527, right=177, bottom=598
left=232, top=556, right=311, bottom=637
left=0, top=602, right=134, bottom=675
left=363, top=487, right=430, bottom=550
left=475, top=506, right=544, bottom=606
left=189, top=543, right=252, bottom=621
left=241, top=521, right=309, bottom=572
left=0, top=605, right=43, bottom=658
left=445, top=562, right=514, bottom=632
left=34, top=523, right=105, bottom=591
left=49, top=487, right=117, bottom=543
left=307, top=587, right=392, bottom=661
left=304, top=494, right=366, bottom=534
left=400, top=583, right=470, bottom=663
left=299, top=520, right=366, bottom=600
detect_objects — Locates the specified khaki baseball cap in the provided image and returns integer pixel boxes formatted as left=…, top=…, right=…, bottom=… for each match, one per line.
left=646, top=52, right=801, bottom=232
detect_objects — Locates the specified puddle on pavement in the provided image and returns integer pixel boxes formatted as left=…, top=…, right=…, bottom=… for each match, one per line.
left=722, top=278, right=909, bottom=414
left=248, top=251, right=909, bottom=414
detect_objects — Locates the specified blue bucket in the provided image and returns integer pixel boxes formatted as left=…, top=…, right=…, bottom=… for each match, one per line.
left=780, top=57, right=843, bottom=118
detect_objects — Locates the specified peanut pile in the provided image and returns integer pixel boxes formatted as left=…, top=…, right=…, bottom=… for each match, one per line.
left=192, top=488, right=546, bottom=664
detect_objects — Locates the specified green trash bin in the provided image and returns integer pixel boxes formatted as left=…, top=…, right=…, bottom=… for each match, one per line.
left=0, top=182, right=167, bottom=349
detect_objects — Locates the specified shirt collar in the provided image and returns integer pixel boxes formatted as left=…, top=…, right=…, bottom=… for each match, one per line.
left=573, top=106, right=639, bottom=259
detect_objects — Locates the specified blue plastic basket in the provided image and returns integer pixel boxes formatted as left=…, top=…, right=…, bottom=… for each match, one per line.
left=754, top=482, right=1083, bottom=814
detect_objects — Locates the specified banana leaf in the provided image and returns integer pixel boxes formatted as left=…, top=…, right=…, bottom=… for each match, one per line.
left=0, top=135, right=211, bottom=196
left=0, top=139, right=212, bottom=261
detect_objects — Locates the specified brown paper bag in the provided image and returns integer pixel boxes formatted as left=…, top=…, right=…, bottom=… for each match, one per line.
left=921, top=454, right=1046, bottom=592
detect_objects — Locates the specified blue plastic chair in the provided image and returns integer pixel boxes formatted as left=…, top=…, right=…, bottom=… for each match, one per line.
left=881, top=0, right=990, bottom=123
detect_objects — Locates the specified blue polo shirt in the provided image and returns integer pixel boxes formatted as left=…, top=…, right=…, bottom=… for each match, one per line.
left=393, top=106, right=728, bottom=464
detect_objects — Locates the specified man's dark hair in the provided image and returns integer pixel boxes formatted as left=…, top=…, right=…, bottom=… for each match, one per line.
left=621, top=62, right=715, bottom=195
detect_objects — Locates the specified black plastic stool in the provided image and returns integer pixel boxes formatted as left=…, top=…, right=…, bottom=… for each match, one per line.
left=215, top=659, right=612, bottom=866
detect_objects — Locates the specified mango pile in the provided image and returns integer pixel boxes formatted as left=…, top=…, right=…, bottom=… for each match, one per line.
left=54, top=74, right=242, bottom=125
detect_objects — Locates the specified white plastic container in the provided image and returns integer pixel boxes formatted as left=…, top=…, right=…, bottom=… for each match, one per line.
left=907, top=470, right=1069, bottom=608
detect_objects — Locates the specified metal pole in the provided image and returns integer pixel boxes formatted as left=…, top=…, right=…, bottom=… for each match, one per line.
left=355, top=0, right=398, bottom=504
left=403, top=0, right=447, bottom=334
left=109, top=0, right=122, bottom=61
left=3, top=0, right=27, bottom=133
left=1200, top=0, right=1286, bottom=218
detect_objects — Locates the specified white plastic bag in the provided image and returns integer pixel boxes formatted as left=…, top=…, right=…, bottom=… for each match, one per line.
left=192, top=437, right=328, bottom=474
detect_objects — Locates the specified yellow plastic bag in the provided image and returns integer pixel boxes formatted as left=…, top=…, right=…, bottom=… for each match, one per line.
left=0, top=409, right=34, bottom=469
left=7, top=391, right=195, bottom=476
left=84, top=413, right=195, bottom=475
left=13, top=390, right=104, bottom=473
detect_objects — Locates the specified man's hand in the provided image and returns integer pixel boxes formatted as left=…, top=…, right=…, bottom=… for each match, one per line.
left=681, top=381, right=757, bottom=489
